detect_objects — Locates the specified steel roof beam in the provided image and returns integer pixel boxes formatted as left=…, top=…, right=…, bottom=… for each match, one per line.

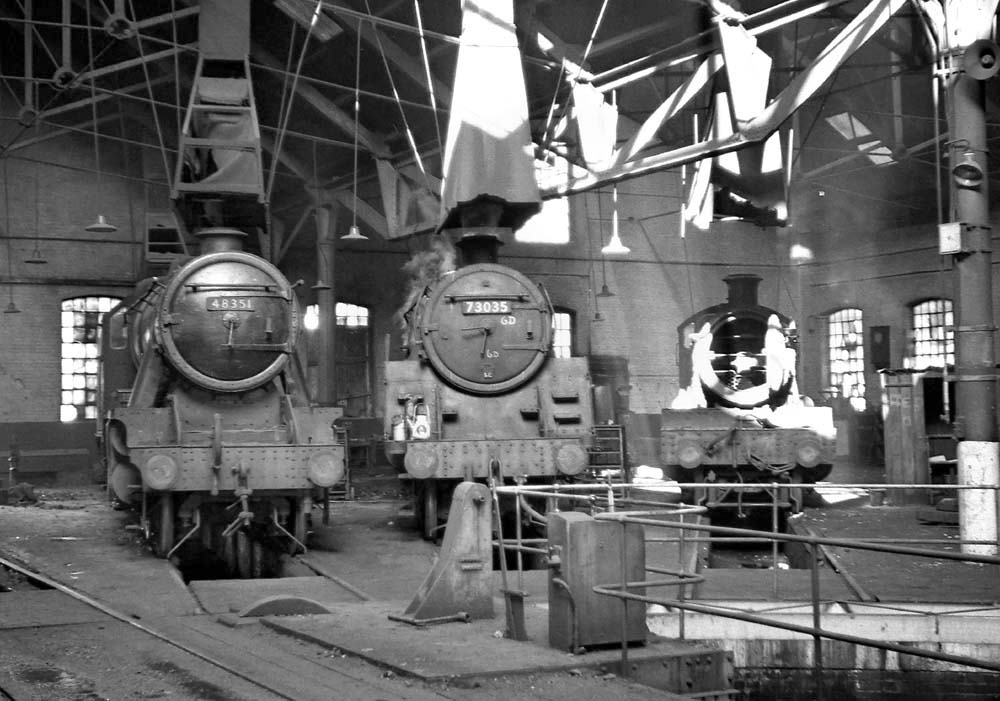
left=543, top=0, right=908, bottom=197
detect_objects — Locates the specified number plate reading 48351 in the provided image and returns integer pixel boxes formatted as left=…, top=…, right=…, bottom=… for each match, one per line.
left=462, top=299, right=509, bottom=314
left=206, top=296, right=255, bottom=311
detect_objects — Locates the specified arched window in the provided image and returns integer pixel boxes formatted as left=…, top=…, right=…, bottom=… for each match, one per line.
left=827, top=308, right=866, bottom=411
left=61, top=295, right=121, bottom=422
left=336, top=302, right=369, bottom=327
left=551, top=310, right=574, bottom=358
left=911, top=299, right=953, bottom=369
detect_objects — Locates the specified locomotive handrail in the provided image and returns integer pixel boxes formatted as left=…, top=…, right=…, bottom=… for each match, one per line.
left=183, top=282, right=287, bottom=298
left=444, top=293, right=530, bottom=302
left=217, top=342, right=292, bottom=352
left=125, top=278, right=165, bottom=313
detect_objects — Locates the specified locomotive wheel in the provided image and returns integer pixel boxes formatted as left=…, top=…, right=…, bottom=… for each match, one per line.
left=154, top=494, right=175, bottom=558
left=221, top=531, right=237, bottom=573
left=235, top=529, right=253, bottom=579
left=416, top=480, right=439, bottom=541
left=251, top=540, right=264, bottom=578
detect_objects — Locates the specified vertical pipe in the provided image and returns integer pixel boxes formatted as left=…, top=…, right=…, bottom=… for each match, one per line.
left=62, top=0, right=71, bottom=69
left=24, top=0, right=33, bottom=110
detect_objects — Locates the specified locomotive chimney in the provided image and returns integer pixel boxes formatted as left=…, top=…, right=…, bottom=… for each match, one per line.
left=454, top=227, right=505, bottom=266
left=449, top=198, right=507, bottom=266
left=723, top=274, right=762, bottom=306
left=197, top=227, right=247, bottom=254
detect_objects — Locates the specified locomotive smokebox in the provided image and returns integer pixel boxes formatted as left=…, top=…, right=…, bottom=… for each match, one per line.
left=196, top=227, right=247, bottom=254
left=451, top=226, right=507, bottom=266
left=724, top=273, right=762, bottom=307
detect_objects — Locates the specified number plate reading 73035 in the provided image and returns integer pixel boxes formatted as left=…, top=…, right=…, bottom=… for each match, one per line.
left=462, top=300, right=510, bottom=314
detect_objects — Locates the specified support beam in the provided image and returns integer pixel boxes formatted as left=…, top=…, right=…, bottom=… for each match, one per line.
left=314, top=202, right=337, bottom=407
left=542, top=0, right=907, bottom=197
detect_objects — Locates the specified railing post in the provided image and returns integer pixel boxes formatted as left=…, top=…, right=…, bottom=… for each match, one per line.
left=810, top=540, right=824, bottom=701
left=679, top=512, right=687, bottom=640
left=619, top=519, right=629, bottom=674
left=772, top=484, right=780, bottom=599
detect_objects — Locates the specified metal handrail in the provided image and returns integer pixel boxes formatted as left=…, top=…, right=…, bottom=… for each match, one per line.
left=490, top=480, right=1000, bottom=700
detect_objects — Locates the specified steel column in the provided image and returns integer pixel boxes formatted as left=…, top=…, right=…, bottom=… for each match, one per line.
left=945, top=2, right=998, bottom=555
left=314, top=204, right=337, bottom=406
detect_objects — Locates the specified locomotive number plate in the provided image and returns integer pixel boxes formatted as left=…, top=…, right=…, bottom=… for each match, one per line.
left=206, top=296, right=255, bottom=311
left=462, top=300, right=510, bottom=314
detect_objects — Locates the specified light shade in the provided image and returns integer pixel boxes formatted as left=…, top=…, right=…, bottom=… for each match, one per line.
left=341, top=224, right=367, bottom=240
left=601, top=232, right=630, bottom=255
left=86, top=215, right=117, bottom=233
left=952, top=151, right=984, bottom=188
left=3, top=301, right=20, bottom=314
left=602, top=188, right=630, bottom=254
left=25, top=247, right=47, bottom=265
left=595, top=284, right=615, bottom=298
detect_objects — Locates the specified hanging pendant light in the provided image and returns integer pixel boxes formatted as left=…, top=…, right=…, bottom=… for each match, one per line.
left=342, top=23, right=367, bottom=241
left=342, top=224, right=365, bottom=240
left=83, top=0, right=116, bottom=234
left=601, top=185, right=630, bottom=255
left=3, top=293, right=20, bottom=314
left=86, top=214, right=117, bottom=233
left=25, top=246, right=47, bottom=264
left=25, top=168, right=47, bottom=264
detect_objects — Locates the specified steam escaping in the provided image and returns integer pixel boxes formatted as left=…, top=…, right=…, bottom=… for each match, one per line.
left=395, top=235, right=457, bottom=332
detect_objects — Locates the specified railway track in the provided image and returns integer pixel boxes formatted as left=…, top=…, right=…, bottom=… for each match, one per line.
left=0, top=554, right=451, bottom=701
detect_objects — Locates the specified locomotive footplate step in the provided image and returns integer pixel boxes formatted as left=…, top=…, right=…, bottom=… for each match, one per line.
left=263, top=598, right=726, bottom=684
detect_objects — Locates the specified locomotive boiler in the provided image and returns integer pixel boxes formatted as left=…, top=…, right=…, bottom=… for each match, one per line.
left=661, top=274, right=835, bottom=511
left=384, top=229, right=595, bottom=539
left=99, top=228, right=345, bottom=576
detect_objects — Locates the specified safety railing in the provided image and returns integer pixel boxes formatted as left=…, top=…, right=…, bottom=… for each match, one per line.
left=491, top=480, right=1000, bottom=700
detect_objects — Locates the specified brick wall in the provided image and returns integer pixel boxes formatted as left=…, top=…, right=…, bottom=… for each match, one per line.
left=5, top=110, right=997, bottom=446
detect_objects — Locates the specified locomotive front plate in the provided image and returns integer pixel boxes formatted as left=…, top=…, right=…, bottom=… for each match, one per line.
left=420, top=264, right=552, bottom=394
left=157, top=251, right=299, bottom=392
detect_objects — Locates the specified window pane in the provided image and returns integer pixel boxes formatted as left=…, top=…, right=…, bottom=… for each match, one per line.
left=911, top=299, right=953, bottom=370
left=335, top=302, right=369, bottom=327
left=60, top=295, right=121, bottom=422
left=827, top=308, right=866, bottom=411
left=551, top=312, right=573, bottom=358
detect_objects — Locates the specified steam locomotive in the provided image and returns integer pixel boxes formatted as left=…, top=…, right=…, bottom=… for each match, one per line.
left=661, top=274, right=835, bottom=512
left=384, top=228, right=595, bottom=538
left=99, top=228, right=345, bottom=576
